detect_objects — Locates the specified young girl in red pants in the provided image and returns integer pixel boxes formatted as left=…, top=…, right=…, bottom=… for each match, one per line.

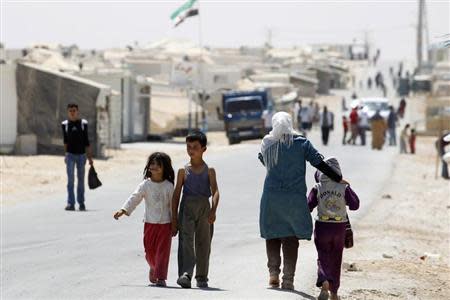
left=114, top=152, right=175, bottom=287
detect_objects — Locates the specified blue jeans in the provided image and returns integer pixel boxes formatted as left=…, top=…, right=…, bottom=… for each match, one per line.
left=388, top=127, right=396, bottom=146
left=65, top=153, right=86, bottom=205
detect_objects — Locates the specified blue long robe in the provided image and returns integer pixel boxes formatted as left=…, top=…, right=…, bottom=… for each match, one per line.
left=260, top=136, right=323, bottom=240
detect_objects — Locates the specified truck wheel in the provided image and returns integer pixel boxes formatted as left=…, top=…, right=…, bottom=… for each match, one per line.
left=229, top=137, right=240, bottom=145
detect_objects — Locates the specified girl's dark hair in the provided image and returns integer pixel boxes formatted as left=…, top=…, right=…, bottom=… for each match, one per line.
left=143, top=152, right=175, bottom=184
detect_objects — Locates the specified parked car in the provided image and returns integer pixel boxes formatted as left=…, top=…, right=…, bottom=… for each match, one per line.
left=360, top=97, right=390, bottom=119
left=345, top=97, right=391, bottom=130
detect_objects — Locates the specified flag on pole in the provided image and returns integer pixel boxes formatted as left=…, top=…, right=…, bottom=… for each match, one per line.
left=170, top=0, right=199, bottom=27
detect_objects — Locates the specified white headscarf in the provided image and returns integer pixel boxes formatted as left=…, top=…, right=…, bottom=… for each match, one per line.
left=261, top=111, right=298, bottom=170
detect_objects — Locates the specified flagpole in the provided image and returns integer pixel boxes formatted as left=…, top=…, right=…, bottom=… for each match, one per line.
left=197, top=0, right=204, bottom=132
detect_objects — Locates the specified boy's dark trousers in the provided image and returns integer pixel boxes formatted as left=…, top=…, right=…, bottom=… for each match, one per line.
left=178, top=196, right=213, bottom=281
left=265, top=236, right=299, bottom=282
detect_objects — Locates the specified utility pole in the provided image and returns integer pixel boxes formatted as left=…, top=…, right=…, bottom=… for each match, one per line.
left=423, top=0, right=430, bottom=62
left=417, top=0, right=425, bottom=70
left=265, top=28, right=273, bottom=49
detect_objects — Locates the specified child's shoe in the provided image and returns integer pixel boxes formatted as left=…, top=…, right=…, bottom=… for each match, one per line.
left=330, top=292, right=340, bottom=300
left=281, top=280, right=294, bottom=290
left=177, top=273, right=191, bottom=288
left=156, top=280, right=166, bottom=287
left=196, top=280, right=208, bottom=288
left=148, top=268, right=156, bottom=284
left=269, top=275, right=280, bottom=288
left=318, top=290, right=329, bottom=300
left=318, top=280, right=330, bottom=300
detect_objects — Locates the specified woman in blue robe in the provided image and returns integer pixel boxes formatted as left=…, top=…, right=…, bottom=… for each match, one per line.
left=259, top=112, right=344, bottom=290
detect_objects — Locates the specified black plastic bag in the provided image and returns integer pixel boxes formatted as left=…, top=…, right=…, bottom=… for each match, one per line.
left=88, top=166, right=102, bottom=189
left=344, top=219, right=353, bottom=249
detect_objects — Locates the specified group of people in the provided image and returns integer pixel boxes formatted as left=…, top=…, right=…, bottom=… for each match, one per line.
left=111, top=113, right=358, bottom=300
left=343, top=104, right=369, bottom=146
left=342, top=101, right=413, bottom=153
left=259, top=112, right=359, bottom=300
left=399, top=124, right=417, bottom=154
left=293, top=99, right=335, bottom=146
left=62, top=103, right=359, bottom=300
left=114, top=131, right=219, bottom=289
left=62, top=104, right=218, bottom=288
left=366, top=71, right=387, bottom=97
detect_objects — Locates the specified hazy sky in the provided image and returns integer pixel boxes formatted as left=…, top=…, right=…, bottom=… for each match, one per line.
left=1, top=0, right=449, bottom=60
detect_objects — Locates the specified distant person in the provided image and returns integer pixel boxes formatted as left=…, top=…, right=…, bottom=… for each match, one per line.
left=347, top=107, right=359, bottom=145
left=398, top=61, right=403, bottom=78
left=370, top=110, right=387, bottom=150
left=114, top=152, right=175, bottom=287
left=375, top=72, right=383, bottom=89
left=171, top=131, right=220, bottom=288
left=308, top=157, right=359, bottom=300
left=374, top=49, right=381, bottom=65
left=400, top=124, right=410, bottom=154
left=351, top=92, right=358, bottom=100
left=61, top=103, right=93, bottom=211
left=387, top=106, right=398, bottom=146
left=409, top=129, right=416, bottom=154
left=294, top=99, right=302, bottom=131
left=367, top=77, right=373, bottom=89
left=381, top=82, right=387, bottom=97
left=398, top=98, right=406, bottom=118
left=258, top=112, right=346, bottom=290
left=320, top=106, right=334, bottom=146
left=436, top=132, right=450, bottom=179
left=357, top=107, right=369, bottom=146
left=313, top=102, right=321, bottom=126
left=341, top=97, right=347, bottom=111
left=342, top=116, right=349, bottom=145
left=300, top=103, right=312, bottom=131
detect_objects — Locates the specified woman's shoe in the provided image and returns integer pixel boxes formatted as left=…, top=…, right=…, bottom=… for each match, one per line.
left=269, top=275, right=280, bottom=288
left=281, top=280, right=294, bottom=290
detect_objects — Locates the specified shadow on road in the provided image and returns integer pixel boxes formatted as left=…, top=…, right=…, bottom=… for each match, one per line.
left=120, top=284, right=227, bottom=291
left=197, top=287, right=227, bottom=292
left=267, top=287, right=316, bottom=300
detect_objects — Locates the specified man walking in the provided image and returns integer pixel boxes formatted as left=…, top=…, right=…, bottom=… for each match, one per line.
left=62, top=103, right=93, bottom=211
left=357, top=106, right=369, bottom=146
left=320, top=106, right=334, bottom=146
left=347, top=107, right=359, bottom=145
left=387, top=106, right=398, bottom=146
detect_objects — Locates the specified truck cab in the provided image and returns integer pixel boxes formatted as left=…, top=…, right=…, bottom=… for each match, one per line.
left=222, top=89, right=274, bottom=144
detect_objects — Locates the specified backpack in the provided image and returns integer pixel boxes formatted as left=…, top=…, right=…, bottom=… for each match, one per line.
left=62, top=119, right=88, bottom=133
